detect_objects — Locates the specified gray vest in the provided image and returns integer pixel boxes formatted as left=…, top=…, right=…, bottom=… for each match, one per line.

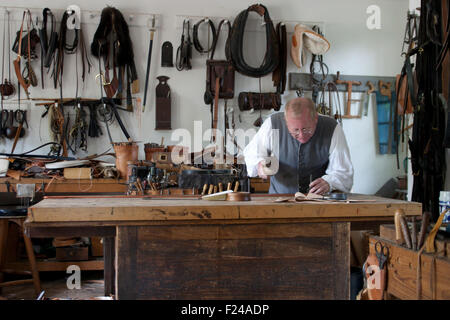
left=269, top=112, right=337, bottom=194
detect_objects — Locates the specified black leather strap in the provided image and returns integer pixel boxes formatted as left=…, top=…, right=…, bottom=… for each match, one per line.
left=193, top=18, right=217, bottom=54
left=210, top=19, right=231, bottom=60
left=229, top=4, right=279, bottom=78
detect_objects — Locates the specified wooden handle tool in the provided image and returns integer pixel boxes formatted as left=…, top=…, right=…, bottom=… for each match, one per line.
left=417, top=211, right=431, bottom=249
left=399, top=213, right=412, bottom=249
left=208, top=184, right=214, bottom=195
left=234, top=181, right=240, bottom=192
left=213, top=185, right=218, bottom=194
left=394, top=209, right=405, bottom=245
left=411, top=216, right=417, bottom=251
left=201, top=184, right=208, bottom=196
left=218, top=183, right=223, bottom=192
left=227, top=182, right=232, bottom=191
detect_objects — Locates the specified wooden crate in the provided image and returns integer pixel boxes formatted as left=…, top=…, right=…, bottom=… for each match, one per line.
left=369, top=236, right=450, bottom=300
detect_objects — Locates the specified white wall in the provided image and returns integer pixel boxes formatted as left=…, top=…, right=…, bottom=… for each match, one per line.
left=0, top=0, right=410, bottom=194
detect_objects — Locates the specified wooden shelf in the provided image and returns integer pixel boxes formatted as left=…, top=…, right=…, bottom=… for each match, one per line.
left=4, top=258, right=104, bottom=272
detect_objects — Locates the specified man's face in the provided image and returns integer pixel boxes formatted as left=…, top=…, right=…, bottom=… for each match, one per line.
left=285, top=109, right=318, bottom=144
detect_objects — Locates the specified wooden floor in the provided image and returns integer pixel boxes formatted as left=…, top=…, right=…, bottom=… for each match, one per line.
left=0, top=271, right=106, bottom=300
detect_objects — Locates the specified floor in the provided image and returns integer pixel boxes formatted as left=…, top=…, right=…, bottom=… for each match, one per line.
left=0, top=271, right=109, bottom=300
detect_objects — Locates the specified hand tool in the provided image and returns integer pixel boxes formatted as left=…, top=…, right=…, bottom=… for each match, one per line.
left=425, top=209, right=448, bottom=253
left=417, top=211, right=431, bottom=249
left=411, top=216, right=417, bottom=250
left=213, top=185, right=218, bottom=194
left=143, top=16, right=156, bottom=111
left=208, top=184, right=214, bottom=195
left=227, top=182, right=232, bottom=191
left=375, top=241, right=389, bottom=270
left=362, top=81, right=375, bottom=116
left=335, top=71, right=362, bottom=119
left=399, top=213, right=412, bottom=249
left=218, top=182, right=223, bottom=192
left=394, top=209, right=405, bottom=245
left=201, top=184, right=208, bottom=195
left=234, top=181, right=240, bottom=192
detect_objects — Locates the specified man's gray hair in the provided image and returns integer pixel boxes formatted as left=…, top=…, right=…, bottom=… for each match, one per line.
left=284, top=97, right=317, bottom=120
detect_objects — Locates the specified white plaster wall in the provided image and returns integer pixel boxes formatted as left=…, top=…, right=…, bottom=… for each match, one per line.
left=0, top=0, right=410, bottom=194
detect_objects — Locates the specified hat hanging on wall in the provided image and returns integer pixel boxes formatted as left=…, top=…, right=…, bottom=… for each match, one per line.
left=290, top=24, right=330, bottom=69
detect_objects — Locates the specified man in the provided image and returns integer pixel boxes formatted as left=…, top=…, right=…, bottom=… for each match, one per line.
left=243, top=97, right=353, bottom=195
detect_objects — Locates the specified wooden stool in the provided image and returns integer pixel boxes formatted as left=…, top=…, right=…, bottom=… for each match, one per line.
left=0, top=208, right=41, bottom=297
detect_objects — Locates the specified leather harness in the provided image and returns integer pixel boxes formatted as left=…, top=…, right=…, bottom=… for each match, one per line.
left=55, top=10, right=91, bottom=89
left=229, top=4, right=279, bottom=77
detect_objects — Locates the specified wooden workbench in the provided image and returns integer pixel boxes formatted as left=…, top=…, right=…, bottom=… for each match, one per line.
left=24, top=194, right=421, bottom=300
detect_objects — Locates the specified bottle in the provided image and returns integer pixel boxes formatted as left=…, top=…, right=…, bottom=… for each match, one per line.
left=439, top=191, right=450, bottom=223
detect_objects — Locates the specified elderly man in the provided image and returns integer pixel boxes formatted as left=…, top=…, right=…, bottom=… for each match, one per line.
left=243, top=97, right=353, bottom=195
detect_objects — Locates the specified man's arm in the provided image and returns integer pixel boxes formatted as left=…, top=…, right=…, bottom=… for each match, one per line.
left=321, top=123, right=354, bottom=193
left=243, top=117, right=273, bottom=177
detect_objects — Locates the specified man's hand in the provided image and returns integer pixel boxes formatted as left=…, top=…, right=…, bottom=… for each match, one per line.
left=257, top=161, right=268, bottom=179
left=309, top=178, right=330, bottom=195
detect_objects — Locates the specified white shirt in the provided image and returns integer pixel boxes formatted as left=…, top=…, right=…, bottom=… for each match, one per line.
left=243, top=116, right=354, bottom=192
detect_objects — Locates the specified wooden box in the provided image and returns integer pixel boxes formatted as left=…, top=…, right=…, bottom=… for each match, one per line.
left=90, top=237, right=103, bottom=257
left=56, top=246, right=89, bottom=261
left=369, top=236, right=450, bottom=300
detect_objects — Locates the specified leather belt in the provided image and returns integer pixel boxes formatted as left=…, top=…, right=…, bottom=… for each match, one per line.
left=193, top=18, right=217, bottom=54
left=229, top=4, right=279, bottom=77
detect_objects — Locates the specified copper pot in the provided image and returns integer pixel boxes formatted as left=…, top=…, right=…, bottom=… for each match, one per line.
left=113, top=142, right=139, bottom=179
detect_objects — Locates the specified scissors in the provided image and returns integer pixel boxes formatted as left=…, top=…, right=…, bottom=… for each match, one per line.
left=375, top=241, right=390, bottom=270
left=14, top=110, right=28, bottom=128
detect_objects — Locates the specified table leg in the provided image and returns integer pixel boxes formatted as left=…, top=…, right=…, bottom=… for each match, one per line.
left=22, top=231, right=42, bottom=296
left=103, top=236, right=115, bottom=297
left=0, top=220, right=8, bottom=295
left=332, top=222, right=351, bottom=299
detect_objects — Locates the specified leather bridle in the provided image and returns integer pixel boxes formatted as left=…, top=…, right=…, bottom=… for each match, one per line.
left=229, top=4, right=279, bottom=77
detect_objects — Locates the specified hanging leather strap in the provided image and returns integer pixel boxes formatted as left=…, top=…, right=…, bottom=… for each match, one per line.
left=272, top=22, right=287, bottom=94
left=193, top=18, right=217, bottom=54
left=13, top=11, right=32, bottom=98
left=212, top=77, right=220, bottom=142
left=210, top=19, right=232, bottom=60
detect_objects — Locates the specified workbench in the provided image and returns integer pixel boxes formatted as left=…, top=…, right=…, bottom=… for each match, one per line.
left=24, top=194, right=421, bottom=300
